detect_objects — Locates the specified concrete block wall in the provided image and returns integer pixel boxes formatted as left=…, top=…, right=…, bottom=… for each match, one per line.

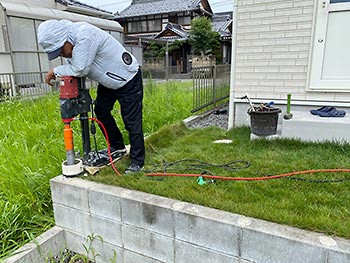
left=49, top=175, right=350, bottom=263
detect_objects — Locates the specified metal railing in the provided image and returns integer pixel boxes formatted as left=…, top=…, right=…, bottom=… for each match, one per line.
left=142, top=65, right=192, bottom=80
left=0, top=72, right=54, bottom=99
left=0, top=72, right=97, bottom=100
left=0, top=66, right=231, bottom=114
left=192, top=64, right=231, bottom=113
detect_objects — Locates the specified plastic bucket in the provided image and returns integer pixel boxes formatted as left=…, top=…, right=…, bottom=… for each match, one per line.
left=248, top=108, right=281, bottom=136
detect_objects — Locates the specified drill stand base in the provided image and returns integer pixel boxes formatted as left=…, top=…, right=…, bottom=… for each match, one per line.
left=83, top=146, right=130, bottom=175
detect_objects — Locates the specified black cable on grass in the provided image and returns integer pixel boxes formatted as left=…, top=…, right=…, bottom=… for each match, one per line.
left=265, top=174, right=350, bottom=183
left=144, top=158, right=250, bottom=178
left=285, top=177, right=350, bottom=183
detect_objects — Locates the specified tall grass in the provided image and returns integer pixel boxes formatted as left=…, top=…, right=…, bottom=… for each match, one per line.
left=0, top=97, right=62, bottom=257
left=0, top=80, right=193, bottom=259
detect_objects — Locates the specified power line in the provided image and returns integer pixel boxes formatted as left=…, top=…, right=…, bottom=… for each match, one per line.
left=98, top=0, right=233, bottom=8
left=97, top=0, right=131, bottom=8
left=211, top=0, right=233, bottom=7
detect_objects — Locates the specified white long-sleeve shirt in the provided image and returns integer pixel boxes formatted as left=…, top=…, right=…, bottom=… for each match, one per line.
left=53, top=22, right=139, bottom=90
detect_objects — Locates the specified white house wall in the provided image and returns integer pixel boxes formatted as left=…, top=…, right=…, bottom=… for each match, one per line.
left=2, top=0, right=57, bottom=9
left=233, top=0, right=350, bottom=104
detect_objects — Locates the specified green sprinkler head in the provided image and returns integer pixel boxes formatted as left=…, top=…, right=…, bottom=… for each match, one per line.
left=197, top=176, right=206, bottom=186
left=197, top=176, right=216, bottom=186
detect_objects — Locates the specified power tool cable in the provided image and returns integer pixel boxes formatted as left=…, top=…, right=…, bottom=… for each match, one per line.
left=89, top=117, right=122, bottom=176
left=144, top=158, right=250, bottom=175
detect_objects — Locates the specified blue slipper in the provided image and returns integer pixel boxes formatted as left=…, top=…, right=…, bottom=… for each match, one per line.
left=310, top=106, right=333, bottom=115
left=318, top=108, right=346, bottom=117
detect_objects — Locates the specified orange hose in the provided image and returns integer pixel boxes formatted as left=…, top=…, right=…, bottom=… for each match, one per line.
left=145, top=169, right=350, bottom=181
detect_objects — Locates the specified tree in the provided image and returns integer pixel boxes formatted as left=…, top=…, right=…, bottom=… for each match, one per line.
left=168, top=40, right=185, bottom=53
left=188, top=16, right=220, bottom=56
left=143, top=41, right=165, bottom=59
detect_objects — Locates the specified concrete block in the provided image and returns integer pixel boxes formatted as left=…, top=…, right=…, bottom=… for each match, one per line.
left=124, top=250, right=166, bottom=263
left=121, top=189, right=175, bottom=237
left=90, top=238, right=123, bottom=263
left=53, top=204, right=91, bottom=236
left=325, top=236, right=350, bottom=263
left=175, top=240, right=245, bottom=263
left=240, top=220, right=327, bottom=263
left=173, top=201, right=240, bottom=256
left=4, top=226, right=65, bottom=263
left=122, top=225, right=174, bottom=262
left=50, top=175, right=98, bottom=212
left=64, top=230, right=87, bottom=258
left=91, top=215, right=122, bottom=246
left=89, top=183, right=124, bottom=221
left=328, top=250, right=350, bottom=263
left=65, top=230, right=123, bottom=263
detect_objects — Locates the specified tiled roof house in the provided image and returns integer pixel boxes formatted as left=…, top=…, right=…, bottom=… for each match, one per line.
left=212, top=12, right=232, bottom=41
left=115, top=0, right=213, bottom=39
left=115, top=0, right=231, bottom=70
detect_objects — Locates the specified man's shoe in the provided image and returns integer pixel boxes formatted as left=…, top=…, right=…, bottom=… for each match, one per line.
left=125, top=164, right=144, bottom=174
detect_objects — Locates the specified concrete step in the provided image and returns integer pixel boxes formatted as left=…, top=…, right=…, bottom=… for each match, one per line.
left=281, top=110, right=350, bottom=143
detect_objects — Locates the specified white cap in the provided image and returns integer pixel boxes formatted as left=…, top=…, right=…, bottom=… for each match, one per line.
left=37, top=20, right=73, bottom=60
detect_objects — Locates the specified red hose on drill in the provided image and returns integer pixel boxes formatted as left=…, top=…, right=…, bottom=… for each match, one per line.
left=145, top=168, right=350, bottom=181
left=89, top=117, right=121, bottom=176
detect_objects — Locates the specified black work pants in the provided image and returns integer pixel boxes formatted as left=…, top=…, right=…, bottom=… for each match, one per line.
left=94, top=69, right=145, bottom=166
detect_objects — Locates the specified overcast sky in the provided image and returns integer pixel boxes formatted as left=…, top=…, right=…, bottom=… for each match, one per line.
left=77, top=0, right=233, bottom=14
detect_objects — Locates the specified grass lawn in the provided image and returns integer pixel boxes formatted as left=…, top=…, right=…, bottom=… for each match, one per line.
left=1, top=78, right=350, bottom=259
left=88, top=122, right=350, bottom=239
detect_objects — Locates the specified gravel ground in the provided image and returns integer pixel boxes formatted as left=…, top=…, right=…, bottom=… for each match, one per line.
left=186, top=105, right=229, bottom=130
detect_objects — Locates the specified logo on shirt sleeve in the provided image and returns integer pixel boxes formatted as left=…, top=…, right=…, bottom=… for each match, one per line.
left=122, top=52, right=132, bottom=65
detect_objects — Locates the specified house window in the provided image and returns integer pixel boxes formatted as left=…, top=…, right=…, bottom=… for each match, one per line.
left=169, top=16, right=177, bottom=23
left=308, top=0, right=350, bottom=91
left=141, top=21, right=147, bottom=32
left=148, top=20, right=161, bottom=32
left=128, top=22, right=133, bottom=33
left=178, top=16, right=191, bottom=25
left=130, top=21, right=142, bottom=33
left=129, top=19, right=161, bottom=33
